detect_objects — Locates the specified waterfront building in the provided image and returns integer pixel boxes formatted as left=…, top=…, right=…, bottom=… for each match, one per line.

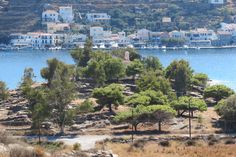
left=64, top=33, right=87, bottom=47
left=86, top=13, right=111, bottom=24
left=170, top=30, right=187, bottom=39
left=10, top=33, right=33, bottom=47
left=212, top=31, right=232, bottom=46
left=42, top=10, right=59, bottom=23
left=90, top=26, right=112, bottom=43
left=10, top=32, right=65, bottom=48
left=187, top=28, right=217, bottom=41
left=59, top=6, right=74, bottom=23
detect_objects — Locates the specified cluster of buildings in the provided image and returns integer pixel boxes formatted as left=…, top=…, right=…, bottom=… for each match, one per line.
left=9, top=2, right=236, bottom=50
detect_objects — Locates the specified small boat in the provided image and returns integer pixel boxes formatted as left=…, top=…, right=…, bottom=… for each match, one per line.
left=183, top=45, right=189, bottom=49
left=93, top=45, right=98, bottom=49
left=110, top=42, right=119, bottom=49
left=99, top=43, right=106, bottom=49
left=127, top=44, right=134, bottom=48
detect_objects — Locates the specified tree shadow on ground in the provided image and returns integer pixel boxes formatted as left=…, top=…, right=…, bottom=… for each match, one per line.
left=113, top=129, right=170, bottom=136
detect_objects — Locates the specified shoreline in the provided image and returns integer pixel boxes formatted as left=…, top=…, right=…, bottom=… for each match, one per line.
left=2, top=45, right=236, bottom=51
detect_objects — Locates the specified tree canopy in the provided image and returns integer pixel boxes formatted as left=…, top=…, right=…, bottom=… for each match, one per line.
left=104, top=58, right=126, bottom=81
left=114, top=105, right=176, bottom=131
left=92, top=84, right=125, bottom=113
left=215, top=94, right=236, bottom=121
left=166, top=60, right=193, bottom=97
left=71, top=39, right=93, bottom=67
left=41, top=58, right=76, bottom=134
left=126, top=59, right=144, bottom=80
left=204, top=85, right=234, bottom=103
left=142, top=56, right=163, bottom=71
left=170, top=96, right=207, bottom=116
left=126, top=90, right=168, bottom=107
left=136, top=70, right=173, bottom=97
left=192, top=73, right=209, bottom=88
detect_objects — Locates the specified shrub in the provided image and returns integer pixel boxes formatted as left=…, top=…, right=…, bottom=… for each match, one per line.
left=159, top=140, right=171, bottom=147
left=73, top=143, right=81, bottom=151
left=224, top=138, right=235, bottom=145
left=132, top=140, right=146, bottom=149
left=185, top=140, right=196, bottom=146
left=34, top=146, right=45, bottom=157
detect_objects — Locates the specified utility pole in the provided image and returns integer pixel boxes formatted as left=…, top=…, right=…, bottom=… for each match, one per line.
left=131, top=107, right=134, bottom=143
left=189, top=97, right=192, bottom=139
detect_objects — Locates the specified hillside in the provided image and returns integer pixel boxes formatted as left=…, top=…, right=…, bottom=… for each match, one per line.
left=1, top=0, right=236, bottom=43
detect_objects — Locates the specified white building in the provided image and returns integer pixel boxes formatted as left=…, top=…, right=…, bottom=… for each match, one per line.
left=208, top=0, right=225, bottom=5
left=10, top=32, right=65, bottom=48
left=64, top=33, right=87, bottom=47
left=42, top=10, right=59, bottom=23
left=187, top=28, right=217, bottom=41
left=59, top=6, right=74, bottom=23
left=86, top=13, right=111, bottom=24
left=10, top=33, right=33, bottom=47
left=90, top=26, right=112, bottom=43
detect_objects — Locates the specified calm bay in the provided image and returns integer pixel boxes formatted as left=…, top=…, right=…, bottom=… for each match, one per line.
left=1, top=48, right=236, bottom=90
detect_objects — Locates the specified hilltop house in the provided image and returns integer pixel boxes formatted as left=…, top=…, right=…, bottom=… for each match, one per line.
left=42, top=10, right=59, bottom=23
left=59, top=6, right=74, bottom=23
left=86, top=13, right=111, bottom=24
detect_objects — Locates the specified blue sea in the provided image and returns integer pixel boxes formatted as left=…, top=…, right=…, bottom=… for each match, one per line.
left=1, top=48, right=236, bottom=90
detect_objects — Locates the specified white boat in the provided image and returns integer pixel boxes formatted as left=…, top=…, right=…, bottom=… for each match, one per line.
left=127, top=44, right=134, bottom=48
left=99, top=43, right=106, bottom=49
left=183, top=45, right=189, bottom=49
left=93, top=45, right=98, bottom=49
left=161, top=46, right=167, bottom=50
left=111, top=42, right=119, bottom=49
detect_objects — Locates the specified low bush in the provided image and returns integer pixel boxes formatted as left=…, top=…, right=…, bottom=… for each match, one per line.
left=159, top=140, right=171, bottom=147
left=185, top=140, right=196, bottom=146
left=73, top=143, right=81, bottom=151
left=224, top=138, right=235, bottom=145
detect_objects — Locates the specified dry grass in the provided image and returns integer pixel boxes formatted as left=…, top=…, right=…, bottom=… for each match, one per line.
left=101, top=140, right=236, bottom=157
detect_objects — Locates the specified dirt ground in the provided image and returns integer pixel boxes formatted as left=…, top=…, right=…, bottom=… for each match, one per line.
left=100, top=140, right=236, bottom=157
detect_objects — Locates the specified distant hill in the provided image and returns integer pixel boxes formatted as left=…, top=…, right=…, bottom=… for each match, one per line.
left=0, top=0, right=236, bottom=43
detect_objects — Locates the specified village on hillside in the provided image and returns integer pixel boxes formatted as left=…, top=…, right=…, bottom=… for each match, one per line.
left=4, top=0, right=236, bottom=50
